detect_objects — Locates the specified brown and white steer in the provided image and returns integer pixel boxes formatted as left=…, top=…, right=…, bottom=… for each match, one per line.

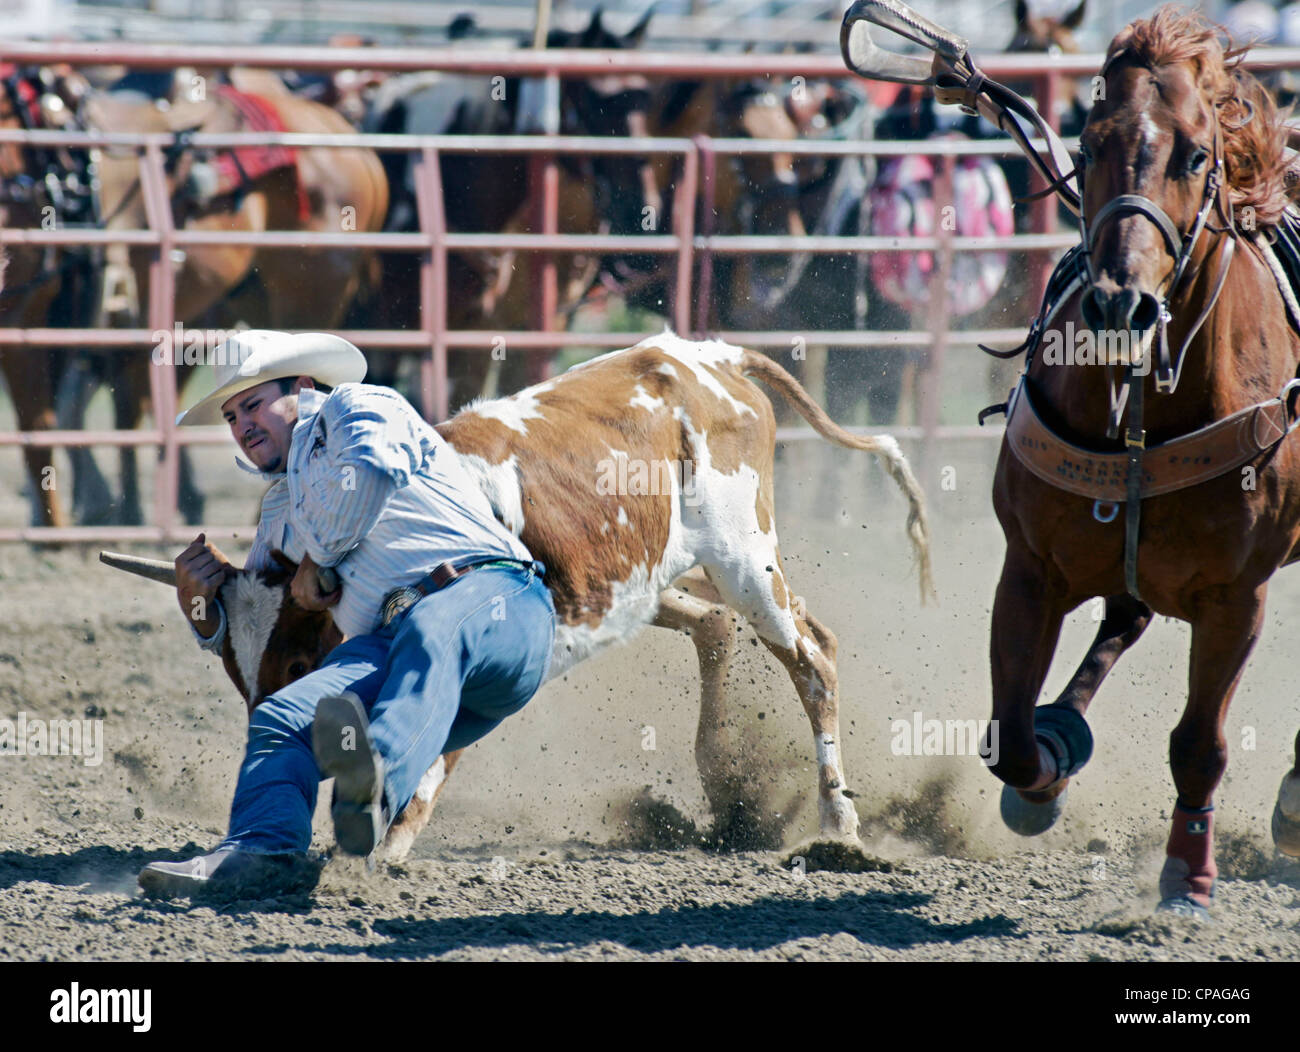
left=104, top=332, right=934, bottom=859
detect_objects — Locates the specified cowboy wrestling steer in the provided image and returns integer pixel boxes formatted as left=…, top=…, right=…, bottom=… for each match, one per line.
left=105, top=331, right=933, bottom=865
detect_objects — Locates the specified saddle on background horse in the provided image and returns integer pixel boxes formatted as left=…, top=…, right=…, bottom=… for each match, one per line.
left=158, top=85, right=307, bottom=222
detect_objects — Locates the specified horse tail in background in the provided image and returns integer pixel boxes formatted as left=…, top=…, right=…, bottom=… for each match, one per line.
left=739, top=348, right=936, bottom=604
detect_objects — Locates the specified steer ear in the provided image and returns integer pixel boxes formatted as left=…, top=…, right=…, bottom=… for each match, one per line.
left=269, top=549, right=298, bottom=573
left=266, top=549, right=298, bottom=585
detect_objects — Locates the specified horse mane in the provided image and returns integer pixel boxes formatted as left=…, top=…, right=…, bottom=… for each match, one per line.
left=1107, top=4, right=1293, bottom=226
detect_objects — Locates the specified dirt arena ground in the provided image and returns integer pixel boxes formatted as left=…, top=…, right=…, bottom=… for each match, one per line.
left=2, top=357, right=1300, bottom=963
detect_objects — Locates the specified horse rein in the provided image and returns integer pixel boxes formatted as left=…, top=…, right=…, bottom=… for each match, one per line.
left=940, top=41, right=1295, bottom=602
left=1074, top=61, right=1244, bottom=600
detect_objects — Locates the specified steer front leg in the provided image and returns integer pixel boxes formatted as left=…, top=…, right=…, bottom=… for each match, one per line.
left=379, top=749, right=465, bottom=862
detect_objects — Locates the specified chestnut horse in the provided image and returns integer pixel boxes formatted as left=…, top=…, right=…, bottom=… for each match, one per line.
left=986, top=7, right=1300, bottom=916
left=615, top=76, right=812, bottom=332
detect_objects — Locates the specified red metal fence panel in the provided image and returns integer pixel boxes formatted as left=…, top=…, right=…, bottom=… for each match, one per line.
left=0, top=45, right=1290, bottom=541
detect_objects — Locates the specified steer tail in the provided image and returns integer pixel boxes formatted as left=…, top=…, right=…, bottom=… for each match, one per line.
left=741, top=350, right=936, bottom=604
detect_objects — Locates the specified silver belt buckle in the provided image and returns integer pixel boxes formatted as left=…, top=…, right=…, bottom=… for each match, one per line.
left=380, top=586, right=421, bottom=629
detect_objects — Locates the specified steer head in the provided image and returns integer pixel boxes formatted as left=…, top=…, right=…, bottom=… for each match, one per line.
left=100, top=550, right=342, bottom=716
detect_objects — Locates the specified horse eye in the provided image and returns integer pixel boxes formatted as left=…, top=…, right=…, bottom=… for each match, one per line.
left=1187, top=148, right=1209, bottom=174
left=1077, top=142, right=1092, bottom=166
left=288, top=662, right=308, bottom=679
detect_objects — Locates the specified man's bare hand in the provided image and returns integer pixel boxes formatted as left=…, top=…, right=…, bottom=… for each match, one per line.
left=176, top=532, right=233, bottom=636
left=291, top=553, right=342, bottom=611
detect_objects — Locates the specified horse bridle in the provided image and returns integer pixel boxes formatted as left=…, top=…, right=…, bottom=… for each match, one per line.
left=0, top=66, right=99, bottom=221
left=0, top=68, right=50, bottom=207
left=0, top=65, right=105, bottom=323
left=1077, top=63, right=1238, bottom=400
left=1074, top=52, right=1241, bottom=601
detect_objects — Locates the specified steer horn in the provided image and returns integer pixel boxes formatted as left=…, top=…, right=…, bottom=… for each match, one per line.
left=840, top=0, right=969, bottom=85
left=99, top=550, right=178, bottom=586
left=102, top=549, right=338, bottom=594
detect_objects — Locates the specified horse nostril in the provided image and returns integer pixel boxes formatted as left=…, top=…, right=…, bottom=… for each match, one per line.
left=1081, top=287, right=1105, bottom=331
left=1131, top=293, right=1161, bottom=334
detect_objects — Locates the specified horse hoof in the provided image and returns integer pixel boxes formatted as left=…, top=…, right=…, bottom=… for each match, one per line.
left=1155, top=896, right=1212, bottom=922
left=1035, top=704, right=1094, bottom=779
left=1000, top=783, right=1068, bottom=836
left=1271, top=797, right=1300, bottom=858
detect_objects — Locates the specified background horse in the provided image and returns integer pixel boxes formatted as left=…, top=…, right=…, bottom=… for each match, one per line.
left=0, top=65, right=102, bottom=528
left=58, top=73, right=388, bottom=524
left=1009, top=0, right=1087, bottom=56
left=357, top=7, right=657, bottom=413
left=778, top=1, right=1083, bottom=515
left=606, top=74, right=815, bottom=334
left=668, top=74, right=1010, bottom=513
left=986, top=7, right=1300, bottom=915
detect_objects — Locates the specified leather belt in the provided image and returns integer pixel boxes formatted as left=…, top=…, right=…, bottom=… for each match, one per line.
left=379, top=558, right=544, bottom=629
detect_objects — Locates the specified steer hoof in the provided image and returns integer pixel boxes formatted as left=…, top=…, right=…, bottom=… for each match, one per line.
left=1155, top=896, right=1212, bottom=922
left=1000, top=783, right=1068, bottom=836
left=1271, top=775, right=1300, bottom=857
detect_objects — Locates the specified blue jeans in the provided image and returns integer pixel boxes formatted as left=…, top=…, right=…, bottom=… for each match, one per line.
left=220, top=562, right=555, bottom=854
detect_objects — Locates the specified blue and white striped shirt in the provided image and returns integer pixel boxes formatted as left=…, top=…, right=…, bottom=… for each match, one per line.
left=196, top=383, right=532, bottom=644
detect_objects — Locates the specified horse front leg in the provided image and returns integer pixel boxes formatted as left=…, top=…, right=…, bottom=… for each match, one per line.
left=989, top=544, right=1078, bottom=834
left=54, top=355, right=115, bottom=525
left=1161, top=589, right=1266, bottom=917
left=111, top=352, right=143, bottom=526
left=176, top=446, right=206, bottom=525
left=995, top=593, right=1152, bottom=835
left=4, top=350, right=66, bottom=529
left=1050, top=593, right=1152, bottom=716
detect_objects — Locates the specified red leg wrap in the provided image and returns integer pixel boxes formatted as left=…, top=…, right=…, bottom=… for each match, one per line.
left=1158, top=803, right=1216, bottom=908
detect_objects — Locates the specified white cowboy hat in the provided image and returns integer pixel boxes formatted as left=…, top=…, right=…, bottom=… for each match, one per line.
left=175, top=330, right=368, bottom=427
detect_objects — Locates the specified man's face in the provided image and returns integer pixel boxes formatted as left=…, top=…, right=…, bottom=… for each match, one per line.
left=221, top=378, right=306, bottom=473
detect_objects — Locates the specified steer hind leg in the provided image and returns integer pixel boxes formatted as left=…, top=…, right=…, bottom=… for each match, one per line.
left=700, top=546, right=857, bottom=843
left=654, top=574, right=742, bottom=834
